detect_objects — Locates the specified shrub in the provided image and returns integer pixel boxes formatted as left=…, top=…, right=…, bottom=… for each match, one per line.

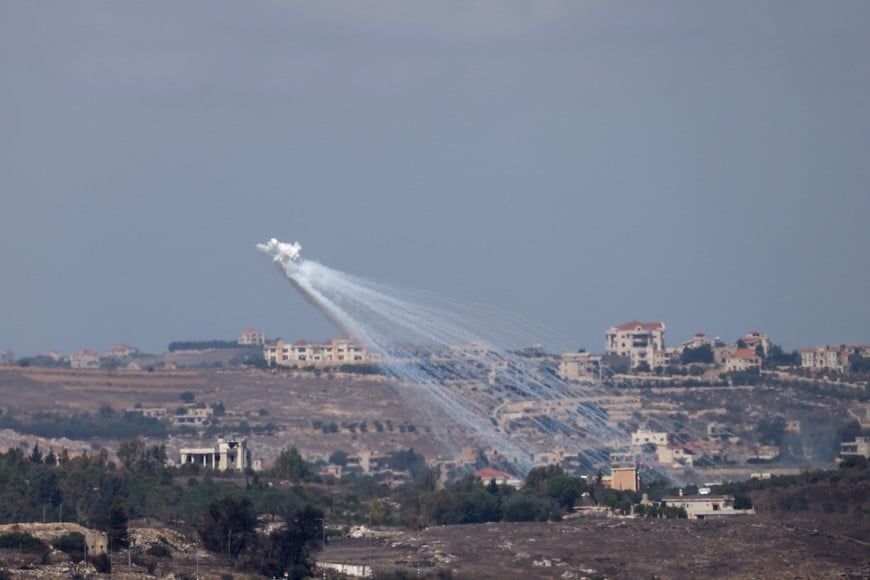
left=52, top=532, right=85, bottom=562
left=147, top=543, right=172, bottom=558
left=0, top=532, right=49, bottom=555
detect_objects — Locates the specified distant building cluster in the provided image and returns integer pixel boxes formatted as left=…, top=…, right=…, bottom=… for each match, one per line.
left=552, top=319, right=868, bottom=378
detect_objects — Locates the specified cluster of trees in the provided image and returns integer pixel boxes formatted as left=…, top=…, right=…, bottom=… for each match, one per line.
left=197, top=494, right=323, bottom=577
left=0, top=407, right=169, bottom=440
left=167, top=340, right=247, bottom=352
left=716, top=460, right=868, bottom=517
left=368, top=464, right=682, bottom=527
left=0, top=440, right=329, bottom=577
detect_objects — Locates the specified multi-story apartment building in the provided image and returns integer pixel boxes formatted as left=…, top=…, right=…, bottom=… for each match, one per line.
left=237, top=328, right=266, bottom=346
left=264, top=336, right=377, bottom=366
left=801, top=344, right=870, bottom=372
left=605, top=321, right=666, bottom=369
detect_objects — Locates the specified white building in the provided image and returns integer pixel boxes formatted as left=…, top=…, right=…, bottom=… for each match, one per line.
left=70, top=349, right=100, bottom=369
left=661, top=494, right=753, bottom=519
left=725, top=348, right=762, bottom=372
left=173, top=406, right=213, bottom=426
left=264, top=337, right=377, bottom=367
left=840, top=436, right=870, bottom=461
left=179, top=436, right=253, bottom=471
left=558, top=352, right=601, bottom=381
left=681, top=332, right=716, bottom=351
left=742, top=331, right=771, bottom=356
left=237, top=328, right=266, bottom=346
left=605, top=321, right=666, bottom=369
left=631, top=430, right=668, bottom=447
left=801, top=344, right=869, bottom=372
left=101, top=343, right=138, bottom=360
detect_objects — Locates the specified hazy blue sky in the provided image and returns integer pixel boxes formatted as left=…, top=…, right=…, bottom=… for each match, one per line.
left=2, top=2, right=868, bottom=356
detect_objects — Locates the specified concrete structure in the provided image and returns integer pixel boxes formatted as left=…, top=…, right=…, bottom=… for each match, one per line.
left=742, top=331, right=771, bottom=355
left=85, top=529, right=108, bottom=556
left=264, top=336, right=378, bottom=366
left=558, top=351, right=601, bottom=381
left=682, top=332, right=717, bottom=351
left=101, top=343, right=138, bottom=359
left=128, top=407, right=168, bottom=419
left=840, top=436, right=870, bottom=461
left=0, top=349, right=13, bottom=365
left=605, top=321, right=666, bottom=369
left=661, top=494, right=753, bottom=519
left=179, top=437, right=252, bottom=471
left=726, top=348, right=761, bottom=372
left=317, top=562, right=373, bottom=578
left=237, top=327, right=266, bottom=346
left=474, top=467, right=523, bottom=489
left=631, top=430, right=668, bottom=447
left=70, top=348, right=100, bottom=369
left=172, top=406, right=213, bottom=426
left=801, top=344, right=870, bottom=372
left=460, top=447, right=482, bottom=465
left=610, top=467, right=639, bottom=491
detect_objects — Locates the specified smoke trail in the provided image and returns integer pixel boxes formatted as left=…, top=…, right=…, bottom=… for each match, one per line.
left=257, top=239, right=629, bottom=475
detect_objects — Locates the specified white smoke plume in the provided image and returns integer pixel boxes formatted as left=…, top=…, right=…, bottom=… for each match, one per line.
left=258, top=237, right=632, bottom=475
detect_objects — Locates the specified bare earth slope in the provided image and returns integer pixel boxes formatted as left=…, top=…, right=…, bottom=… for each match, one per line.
left=322, top=517, right=870, bottom=579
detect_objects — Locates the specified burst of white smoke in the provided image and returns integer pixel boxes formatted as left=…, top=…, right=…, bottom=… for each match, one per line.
left=257, top=237, right=302, bottom=263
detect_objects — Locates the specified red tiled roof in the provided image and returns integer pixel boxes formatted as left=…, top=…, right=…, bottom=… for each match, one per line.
left=694, top=332, right=706, bottom=337
left=733, top=348, right=758, bottom=359
left=614, top=320, right=664, bottom=331
left=475, top=468, right=514, bottom=480
left=292, top=339, right=309, bottom=346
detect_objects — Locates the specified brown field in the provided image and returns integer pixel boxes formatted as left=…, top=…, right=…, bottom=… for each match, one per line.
left=0, top=365, right=463, bottom=462
left=322, top=515, right=870, bottom=579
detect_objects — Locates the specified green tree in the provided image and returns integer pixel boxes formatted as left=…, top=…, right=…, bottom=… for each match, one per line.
left=274, top=447, right=311, bottom=482
left=247, top=505, right=324, bottom=578
left=733, top=493, right=753, bottom=510
left=107, top=497, right=130, bottom=548
left=524, top=464, right=564, bottom=492
left=328, top=450, right=349, bottom=467
left=198, top=494, right=257, bottom=557
left=117, top=438, right=167, bottom=476
left=502, top=494, right=551, bottom=522
left=681, top=344, right=714, bottom=365
left=545, top=475, right=586, bottom=510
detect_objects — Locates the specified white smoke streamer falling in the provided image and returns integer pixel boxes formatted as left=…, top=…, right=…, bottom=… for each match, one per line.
left=257, top=238, right=629, bottom=475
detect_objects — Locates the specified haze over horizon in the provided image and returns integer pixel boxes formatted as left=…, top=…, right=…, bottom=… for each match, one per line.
left=2, top=2, right=869, bottom=357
